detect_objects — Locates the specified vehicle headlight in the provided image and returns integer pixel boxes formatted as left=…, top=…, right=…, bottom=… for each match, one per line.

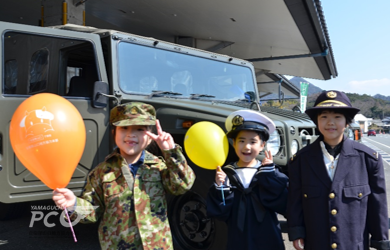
left=291, top=139, right=299, bottom=155
left=267, top=130, right=281, bottom=156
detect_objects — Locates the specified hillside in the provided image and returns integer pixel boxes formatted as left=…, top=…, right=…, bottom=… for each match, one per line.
left=263, top=77, right=390, bottom=119
left=374, top=94, right=390, bottom=102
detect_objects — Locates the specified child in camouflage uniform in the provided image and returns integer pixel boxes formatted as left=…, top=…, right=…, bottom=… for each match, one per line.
left=53, top=102, right=196, bottom=250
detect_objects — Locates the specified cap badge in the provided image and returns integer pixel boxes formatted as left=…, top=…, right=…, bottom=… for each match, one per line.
left=327, top=91, right=337, bottom=99
left=232, top=115, right=244, bottom=127
left=130, top=106, right=139, bottom=115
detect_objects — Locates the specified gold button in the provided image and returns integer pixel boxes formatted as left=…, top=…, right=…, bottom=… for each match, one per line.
left=331, top=226, right=337, bottom=232
left=358, top=193, right=363, bottom=198
left=331, top=209, right=337, bottom=215
left=304, top=194, right=308, bottom=198
left=331, top=243, right=337, bottom=249
left=329, top=193, right=335, bottom=199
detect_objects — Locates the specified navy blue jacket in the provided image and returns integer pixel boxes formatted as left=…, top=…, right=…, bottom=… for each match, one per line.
left=287, top=136, right=390, bottom=250
left=207, top=163, right=288, bottom=250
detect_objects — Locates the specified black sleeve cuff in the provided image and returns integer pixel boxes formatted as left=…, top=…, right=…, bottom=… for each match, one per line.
left=213, top=183, right=231, bottom=191
left=287, top=226, right=306, bottom=241
left=371, top=239, right=390, bottom=250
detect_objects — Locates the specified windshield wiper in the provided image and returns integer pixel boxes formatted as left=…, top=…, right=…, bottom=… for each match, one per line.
left=190, top=94, right=215, bottom=100
left=147, top=90, right=182, bottom=99
left=234, top=98, right=250, bottom=102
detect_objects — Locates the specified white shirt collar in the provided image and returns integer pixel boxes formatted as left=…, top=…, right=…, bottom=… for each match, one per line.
left=320, top=141, right=339, bottom=180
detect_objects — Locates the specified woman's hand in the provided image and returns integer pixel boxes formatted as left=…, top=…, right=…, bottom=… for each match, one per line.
left=293, top=238, right=304, bottom=250
left=52, top=188, right=76, bottom=210
left=146, top=119, right=175, bottom=151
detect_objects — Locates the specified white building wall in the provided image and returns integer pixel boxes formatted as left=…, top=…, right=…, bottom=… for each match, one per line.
left=354, top=114, right=371, bottom=133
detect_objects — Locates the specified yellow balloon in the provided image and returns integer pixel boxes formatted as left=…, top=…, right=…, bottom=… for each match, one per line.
left=184, top=121, right=229, bottom=170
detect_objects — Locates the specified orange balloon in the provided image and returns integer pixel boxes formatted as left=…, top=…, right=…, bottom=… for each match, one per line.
left=9, top=93, right=86, bottom=189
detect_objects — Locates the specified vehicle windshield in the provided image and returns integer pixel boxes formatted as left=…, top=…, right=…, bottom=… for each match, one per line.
left=117, top=41, right=256, bottom=102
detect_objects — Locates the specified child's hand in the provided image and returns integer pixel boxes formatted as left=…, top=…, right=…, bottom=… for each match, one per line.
left=215, top=166, right=226, bottom=186
left=293, top=238, right=304, bottom=250
left=146, top=119, right=175, bottom=150
left=262, top=150, right=273, bottom=165
left=52, top=188, right=76, bottom=210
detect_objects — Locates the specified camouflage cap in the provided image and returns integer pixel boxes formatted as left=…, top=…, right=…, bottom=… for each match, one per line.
left=110, top=102, right=156, bottom=126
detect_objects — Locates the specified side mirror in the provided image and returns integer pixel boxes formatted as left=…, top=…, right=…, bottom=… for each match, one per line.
left=92, top=81, right=109, bottom=108
left=244, top=91, right=256, bottom=102
left=292, top=105, right=302, bottom=113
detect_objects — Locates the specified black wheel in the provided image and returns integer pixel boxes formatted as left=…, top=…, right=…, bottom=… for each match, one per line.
left=168, top=191, right=215, bottom=250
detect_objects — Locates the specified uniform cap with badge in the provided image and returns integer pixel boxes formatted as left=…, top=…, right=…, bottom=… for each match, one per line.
left=305, top=90, right=360, bottom=123
left=225, top=110, right=275, bottom=141
left=110, top=102, right=156, bottom=126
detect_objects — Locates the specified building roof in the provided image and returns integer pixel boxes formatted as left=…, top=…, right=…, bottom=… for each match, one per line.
left=354, top=114, right=372, bottom=121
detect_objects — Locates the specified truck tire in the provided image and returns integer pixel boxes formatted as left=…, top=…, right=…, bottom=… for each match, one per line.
left=168, top=191, right=217, bottom=250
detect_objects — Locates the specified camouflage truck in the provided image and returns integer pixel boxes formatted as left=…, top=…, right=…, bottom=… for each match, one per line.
left=0, top=21, right=319, bottom=249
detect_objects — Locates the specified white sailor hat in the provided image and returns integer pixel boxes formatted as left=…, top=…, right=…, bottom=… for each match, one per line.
left=225, top=110, right=275, bottom=140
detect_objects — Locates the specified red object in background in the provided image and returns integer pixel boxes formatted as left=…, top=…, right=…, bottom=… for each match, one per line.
left=367, top=129, right=376, bottom=136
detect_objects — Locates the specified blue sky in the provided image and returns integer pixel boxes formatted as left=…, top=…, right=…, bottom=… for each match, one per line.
left=287, top=1, right=390, bottom=96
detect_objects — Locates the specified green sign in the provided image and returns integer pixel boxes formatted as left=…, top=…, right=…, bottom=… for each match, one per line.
left=300, top=82, right=309, bottom=112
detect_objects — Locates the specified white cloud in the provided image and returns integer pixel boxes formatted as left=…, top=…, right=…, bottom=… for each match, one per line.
left=348, top=78, right=390, bottom=96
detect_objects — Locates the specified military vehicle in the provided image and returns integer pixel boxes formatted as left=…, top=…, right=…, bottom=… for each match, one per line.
left=0, top=20, right=320, bottom=249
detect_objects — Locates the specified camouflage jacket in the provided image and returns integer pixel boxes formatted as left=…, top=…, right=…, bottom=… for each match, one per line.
left=70, top=145, right=195, bottom=249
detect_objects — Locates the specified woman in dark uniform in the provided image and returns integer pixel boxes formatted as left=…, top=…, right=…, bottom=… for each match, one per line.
left=287, top=90, right=390, bottom=250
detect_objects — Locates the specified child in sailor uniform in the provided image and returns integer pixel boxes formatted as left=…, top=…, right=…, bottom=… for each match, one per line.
left=206, top=110, right=288, bottom=250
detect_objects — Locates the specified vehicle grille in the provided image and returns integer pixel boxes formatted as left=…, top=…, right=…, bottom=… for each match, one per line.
left=260, top=106, right=313, bottom=122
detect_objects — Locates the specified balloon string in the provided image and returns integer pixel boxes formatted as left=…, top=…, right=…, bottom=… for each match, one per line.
left=220, top=184, right=225, bottom=206
left=64, top=207, right=78, bottom=242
